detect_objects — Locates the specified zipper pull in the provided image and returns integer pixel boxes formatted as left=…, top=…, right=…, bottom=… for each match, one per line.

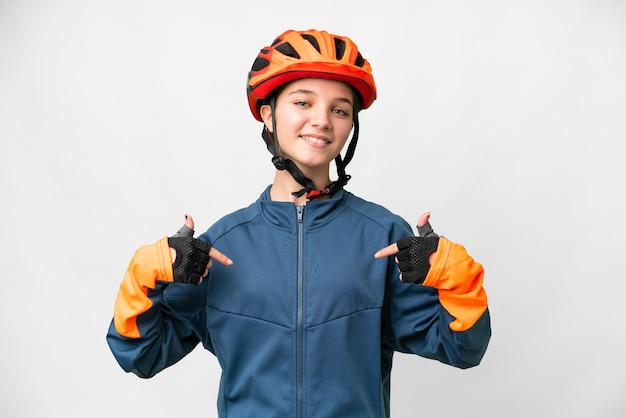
left=297, top=205, right=304, bottom=223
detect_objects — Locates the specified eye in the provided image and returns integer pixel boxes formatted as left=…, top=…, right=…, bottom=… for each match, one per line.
left=294, top=101, right=310, bottom=108
left=333, top=107, right=351, bottom=117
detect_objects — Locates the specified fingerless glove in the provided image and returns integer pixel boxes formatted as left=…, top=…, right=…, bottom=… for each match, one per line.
left=396, top=235, right=440, bottom=284
left=167, top=229, right=211, bottom=285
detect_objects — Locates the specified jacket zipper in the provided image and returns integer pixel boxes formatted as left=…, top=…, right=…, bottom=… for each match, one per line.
left=296, top=205, right=304, bottom=418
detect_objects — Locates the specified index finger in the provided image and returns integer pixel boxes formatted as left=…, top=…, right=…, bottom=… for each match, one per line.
left=374, top=243, right=399, bottom=259
left=209, top=247, right=233, bottom=266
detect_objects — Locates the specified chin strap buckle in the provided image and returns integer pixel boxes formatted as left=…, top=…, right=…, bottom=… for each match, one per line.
left=305, top=188, right=331, bottom=200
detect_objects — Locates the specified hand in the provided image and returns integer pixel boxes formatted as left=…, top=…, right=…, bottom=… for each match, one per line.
left=168, top=214, right=232, bottom=285
left=374, top=212, right=440, bottom=284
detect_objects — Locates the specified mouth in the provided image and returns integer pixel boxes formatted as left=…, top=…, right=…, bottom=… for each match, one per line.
left=300, top=135, right=331, bottom=147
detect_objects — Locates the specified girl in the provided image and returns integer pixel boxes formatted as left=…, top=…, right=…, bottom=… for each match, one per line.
left=107, top=29, right=491, bottom=418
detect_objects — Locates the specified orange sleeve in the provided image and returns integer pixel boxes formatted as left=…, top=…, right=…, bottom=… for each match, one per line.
left=112, top=237, right=175, bottom=338
left=422, top=237, right=488, bottom=332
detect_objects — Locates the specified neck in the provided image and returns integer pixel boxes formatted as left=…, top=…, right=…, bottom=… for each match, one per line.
left=270, top=168, right=332, bottom=205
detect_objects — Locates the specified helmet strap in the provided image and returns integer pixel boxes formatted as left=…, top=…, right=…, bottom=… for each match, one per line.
left=261, top=97, right=360, bottom=201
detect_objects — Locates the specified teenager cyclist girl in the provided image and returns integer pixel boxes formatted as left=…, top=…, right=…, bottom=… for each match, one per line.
left=107, top=29, right=491, bottom=417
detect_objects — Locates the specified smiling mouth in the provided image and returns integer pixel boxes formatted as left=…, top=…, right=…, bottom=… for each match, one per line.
left=301, top=135, right=330, bottom=145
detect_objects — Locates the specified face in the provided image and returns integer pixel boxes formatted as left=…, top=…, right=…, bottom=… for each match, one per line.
left=260, top=78, right=355, bottom=174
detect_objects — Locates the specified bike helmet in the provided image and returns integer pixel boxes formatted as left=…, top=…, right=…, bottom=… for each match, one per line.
left=247, top=29, right=377, bottom=121
left=246, top=29, right=377, bottom=200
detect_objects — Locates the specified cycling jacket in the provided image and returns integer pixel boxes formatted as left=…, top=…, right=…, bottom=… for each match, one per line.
left=107, top=187, right=491, bottom=417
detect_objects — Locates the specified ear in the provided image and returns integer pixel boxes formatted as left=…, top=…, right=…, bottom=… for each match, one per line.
left=260, top=104, right=273, bottom=133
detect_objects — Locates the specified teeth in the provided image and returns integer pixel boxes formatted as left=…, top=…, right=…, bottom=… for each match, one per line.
left=301, top=136, right=329, bottom=144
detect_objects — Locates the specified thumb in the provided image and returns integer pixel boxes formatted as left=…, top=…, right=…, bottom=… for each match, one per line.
left=184, top=213, right=195, bottom=231
left=417, top=212, right=430, bottom=228
left=172, top=214, right=195, bottom=238
left=416, top=212, right=439, bottom=238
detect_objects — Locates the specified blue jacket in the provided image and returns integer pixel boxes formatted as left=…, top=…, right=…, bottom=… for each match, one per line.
left=107, top=187, right=491, bottom=417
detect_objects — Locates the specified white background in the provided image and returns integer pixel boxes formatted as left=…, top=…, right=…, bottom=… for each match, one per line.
left=1, top=0, right=625, bottom=417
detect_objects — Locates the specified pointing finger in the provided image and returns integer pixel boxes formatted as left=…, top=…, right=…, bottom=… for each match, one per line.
left=209, top=247, right=233, bottom=266
left=374, top=242, right=399, bottom=259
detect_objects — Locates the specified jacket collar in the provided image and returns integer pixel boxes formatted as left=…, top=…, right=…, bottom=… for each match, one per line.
left=257, top=185, right=348, bottom=231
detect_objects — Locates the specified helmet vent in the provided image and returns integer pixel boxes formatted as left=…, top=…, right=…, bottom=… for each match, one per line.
left=334, top=38, right=346, bottom=60
left=301, top=34, right=321, bottom=53
left=354, top=52, right=365, bottom=67
left=251, top=57, right=270, bottom=72
left=275, top=42, right=301, bottom=59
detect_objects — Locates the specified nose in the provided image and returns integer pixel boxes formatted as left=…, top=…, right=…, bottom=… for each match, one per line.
left=309, top=108, right=331, bottom=130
